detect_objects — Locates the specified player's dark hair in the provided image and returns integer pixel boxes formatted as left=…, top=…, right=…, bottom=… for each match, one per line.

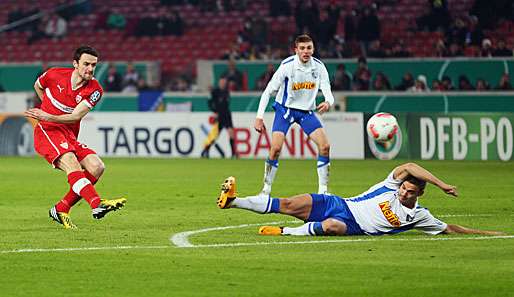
left=404, top=176, right=426, bottom=191
left=295, top=34, right=313, bottom=46
left=73, top=46, right=99, bottom=62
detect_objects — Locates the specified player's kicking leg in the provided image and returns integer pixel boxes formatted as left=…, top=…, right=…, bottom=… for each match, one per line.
left=217, top=178, right=350, bottom=236
left=56, top=152, right=126, bottom=221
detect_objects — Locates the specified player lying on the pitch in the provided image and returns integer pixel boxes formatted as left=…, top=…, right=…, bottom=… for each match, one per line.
left=217, top=162, right=504, bottom=236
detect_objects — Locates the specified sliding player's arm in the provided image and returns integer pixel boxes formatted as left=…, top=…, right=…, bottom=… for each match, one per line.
left=443, top=224, right=505, bottom=235
left=393, top=162, right=458, bottom=197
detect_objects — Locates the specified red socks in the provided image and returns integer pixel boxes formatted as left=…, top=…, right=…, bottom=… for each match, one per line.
left=56, top=171, right=99, bottom=212
left=56, top=171, right=101, bottom=211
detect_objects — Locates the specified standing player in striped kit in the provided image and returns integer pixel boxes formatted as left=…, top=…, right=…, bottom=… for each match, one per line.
left=254, top=34, right=335, bottom=195
left=25, top=46, right=126, bottom=229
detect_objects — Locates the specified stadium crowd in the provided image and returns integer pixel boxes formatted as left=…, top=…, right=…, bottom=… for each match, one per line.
left=1, top=0, right=513, bottom=93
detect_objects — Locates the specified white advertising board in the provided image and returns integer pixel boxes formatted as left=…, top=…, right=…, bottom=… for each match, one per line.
left=78, top=112, right=364, bottom=159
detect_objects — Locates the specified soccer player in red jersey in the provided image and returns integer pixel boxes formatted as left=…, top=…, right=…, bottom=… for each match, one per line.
left=24, top=46, right=126, bottom=229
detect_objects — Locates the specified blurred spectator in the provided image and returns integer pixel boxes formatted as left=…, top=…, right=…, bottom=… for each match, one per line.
left=295, top=0, right=319, bottom=35
left=356, top=6, right=381, bottom=56
left=475, top=78, right=490, bottom=91
left=492, top=39, right=513, bottom=57
left=390, top=41, right=411, bottom=57
left=441, top=75, right=455, bottom=91
left=269, top=0, right=291, bottom=17
left=408, top=75, right=429, bottom=92
left=431, top=79, right=444, bottom=91
left=155, top=7, right=172, bottom=36
left=45, top=13, right=68, bottom=39
left=105, top=64, right=123, bottom=92
left=462, top=16, right=483, bottom=47
left=332, top=64, right=352, bottom=91
left=445, top=42, right=464, bottom=57
left=470, top=0, right=496, bottom=29
left=329, top=40, right=353, bottom=58
left=372, top=72, right=392, bottom=90
left=221, top=43, right=243, bottom=60
left=6, top=5, right=24, bottom=31
left=316, top=11, right=334, bottom=50
left=137, top=77, right=152, bottom=91
left=221, top=60, right=244, bottom=91
left=417, top=0, right=451, bottom=31
left=458, top=75, right=474, bottom=90
left=172, top=76, right=191, bottom=91
left=352, top=56, right=372, bottom=91
left=434, top=39, right=447, bottom=57
left=480, top=39, right=493, bottom=57
left=106, top=8, right=126, bottom=30
left=495, top=73, right=512, bottom=90
left=255, top=63, right=275, bottom=91
left=367, top=40, right=386, bottom=58
left=169, top=9, right=184, bottom=36
left=344, top=9, right=358, bottom=42
left=395, top=72, right=415, bottom=90
left=122, top=62, right=140, bottom=93
left=445, top=17, right=467, bottom=46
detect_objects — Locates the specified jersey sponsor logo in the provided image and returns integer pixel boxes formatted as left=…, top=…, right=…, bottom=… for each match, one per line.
left=292, top=81, right=315, bottom=91
left=379, top=201, right=401, bottom=227
left=90, top=90, right=101, bottom=103
left=57, top=84, right=64, bottom=93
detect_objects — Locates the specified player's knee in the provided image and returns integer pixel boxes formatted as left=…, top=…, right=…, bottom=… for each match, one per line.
left=269, top=145, right=282, bottom=158
left=89, top=159, right=105, bottom=178
left=318, top=142, right=330, bottom=155
left=322, top=219, right=347, bottom=235
left=280, top=198, right=293, bottom=212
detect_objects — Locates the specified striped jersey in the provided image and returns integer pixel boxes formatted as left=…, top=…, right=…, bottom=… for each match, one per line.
left=37, top=67, right=103, bottom=136
left=256, top=54, right=334, bottom=118
left=345, top=171, right=448, bottom=235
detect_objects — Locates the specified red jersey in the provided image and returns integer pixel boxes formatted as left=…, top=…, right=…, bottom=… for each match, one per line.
left=37, top=67, right=103, bottom=136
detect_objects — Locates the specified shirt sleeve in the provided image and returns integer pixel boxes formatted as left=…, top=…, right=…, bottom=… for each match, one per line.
left=83, top=87, right=103, bottom=109
left=414, top=209, right=448, bottom=235
left=37, top=69, right=51, bottom=89
left=319, top=64, right=334, bottom=106
left=256, top=63, right=286, bottom=119
left=382, top=170, right=403, bottom=190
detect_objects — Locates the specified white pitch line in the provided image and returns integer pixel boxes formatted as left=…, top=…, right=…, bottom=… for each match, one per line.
left=1, top=214, right=510, bottom=254
left=0, top=245, right=170, bottom=254
left=170, top=220, right=298, bottom=247
left=187, top=235, right=514, bottom=248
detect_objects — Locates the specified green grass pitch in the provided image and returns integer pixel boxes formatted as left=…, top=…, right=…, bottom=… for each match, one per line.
left=0, top=157, right=513, bottom=297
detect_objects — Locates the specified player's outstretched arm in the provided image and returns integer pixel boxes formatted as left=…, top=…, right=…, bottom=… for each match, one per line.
left=25, top=101, right=90, bottom=124
left=443, top=224, right=505, bottom=235
left=393, top=162, right=458, bottom=197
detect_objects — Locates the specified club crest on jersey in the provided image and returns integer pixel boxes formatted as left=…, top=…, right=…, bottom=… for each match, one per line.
left=60, top=142, right=69, bottom=149
left=311, top=70, right=318, bottom=79
left=75, top=94, right=82, bottom=103
left=90, top=90, right=101, bottom=103
left=379, top=201, right=401, bottom=227
left=292, top=81, right=315, bottom=90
